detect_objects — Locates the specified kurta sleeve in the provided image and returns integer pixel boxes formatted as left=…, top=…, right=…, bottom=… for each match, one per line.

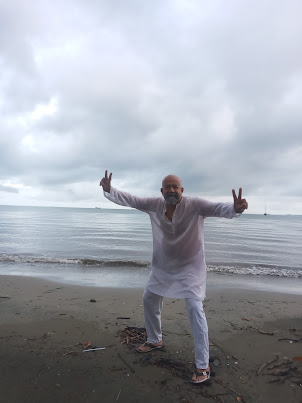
left=194, top=197, right=240, bottom=219
left=103, top=187, right=159, bottom=212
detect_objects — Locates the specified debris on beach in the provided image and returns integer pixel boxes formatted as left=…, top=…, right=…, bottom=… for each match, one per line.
left=287, top=327, right=302, bottom=332
left=83, top=347, right=105, bottom=352
left=62, top=341, right=108, bottom=356
left=81, top=341, right=105, bottom=352
left=278, top=336, right=302, bottom=343
left=249, top=326, right=275, bottom=336
left=90, top=299, right=96, bottom=302
left=120, top=326, right=147, bottom=346
left=257, top=356, right=302, bottom=384
left=257, top=356, right=279, bottom=375
left=83, top=341, right=92, bottom=349
left=116, top=388, right=122, bottom=401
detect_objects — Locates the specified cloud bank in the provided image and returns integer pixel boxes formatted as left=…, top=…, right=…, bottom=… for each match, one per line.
left=0, top=0, right=302, bottom=214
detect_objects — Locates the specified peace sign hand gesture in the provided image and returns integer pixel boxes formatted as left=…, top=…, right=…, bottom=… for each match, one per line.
left=100, top=170, right=112, bottom=193
left=232, top=188, right=248, bottom=213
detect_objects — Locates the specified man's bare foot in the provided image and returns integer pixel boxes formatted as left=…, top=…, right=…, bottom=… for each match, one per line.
left=136, top=341, right=163, bottom=353
left=191, top=366, right=210, bottom=383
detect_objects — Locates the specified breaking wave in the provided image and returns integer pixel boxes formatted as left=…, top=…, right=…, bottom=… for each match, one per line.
left=207, top=264, right=302, bottom=278
left=1, top=254, right=301, bottom=278
left=0, top=254, right=150, bottom=268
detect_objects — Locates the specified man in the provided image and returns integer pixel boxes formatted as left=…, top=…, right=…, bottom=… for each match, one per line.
left=100, top=170, right=248, bottom=383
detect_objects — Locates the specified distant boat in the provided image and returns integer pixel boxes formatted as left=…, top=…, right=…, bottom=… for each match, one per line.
left=95, top=207, right=101, bottom=209
left=264, top=204, right=267, bottom=216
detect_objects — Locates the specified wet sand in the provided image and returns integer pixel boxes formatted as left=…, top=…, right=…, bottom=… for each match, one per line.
left=0, top=275, right=301, bottom=402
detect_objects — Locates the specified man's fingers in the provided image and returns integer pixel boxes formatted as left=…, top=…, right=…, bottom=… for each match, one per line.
left=104, top=170, right=112, bottom=180
left=238, top=188, right=242, bottom=199
left=242, top=199, right=248, bottom=209
left=232, top=189, right=237, bottom=201
left=100, top=171, right=112, bottom=189
left=238, top=199, right=248, bottom=211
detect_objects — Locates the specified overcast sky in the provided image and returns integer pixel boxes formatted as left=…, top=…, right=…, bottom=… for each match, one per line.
left=0, top=0, right=301, bottom=214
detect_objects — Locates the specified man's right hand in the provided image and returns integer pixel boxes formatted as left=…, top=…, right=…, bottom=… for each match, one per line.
left=100, top=170, right=112, bottom=193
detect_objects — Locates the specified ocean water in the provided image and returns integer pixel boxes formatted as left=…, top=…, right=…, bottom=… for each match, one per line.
left=0, top=205, right=301, bottom=293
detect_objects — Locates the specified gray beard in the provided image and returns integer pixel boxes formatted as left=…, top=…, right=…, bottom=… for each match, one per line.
left=164, top=195, right=180, bottom=205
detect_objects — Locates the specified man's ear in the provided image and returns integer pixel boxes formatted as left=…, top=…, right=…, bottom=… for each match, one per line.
left=181, top=187, right=184, bottom=193
left=160, top=188, right=163, bottom=195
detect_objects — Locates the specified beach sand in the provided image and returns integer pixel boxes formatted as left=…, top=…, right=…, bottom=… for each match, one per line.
left=0, top=275, right=301, bottom=403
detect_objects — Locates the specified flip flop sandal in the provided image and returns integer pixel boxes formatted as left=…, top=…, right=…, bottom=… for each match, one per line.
left=190, top=368, right=210, bottom=384
left=136, top=342, right=163, bottom=353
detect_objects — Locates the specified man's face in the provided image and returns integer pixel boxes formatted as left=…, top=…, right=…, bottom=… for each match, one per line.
left=161, top=175, right=184, bottom=205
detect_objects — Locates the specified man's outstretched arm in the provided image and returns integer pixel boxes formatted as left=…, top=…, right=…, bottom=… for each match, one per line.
left=100, top=170, right=159, bottom=212
left=195, top=188, right=248, bottom=218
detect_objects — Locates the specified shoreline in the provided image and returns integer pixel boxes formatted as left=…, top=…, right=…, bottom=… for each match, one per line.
left=1, top=275, right=302, bottom=402
left=1, top=268, right=301, bottom=295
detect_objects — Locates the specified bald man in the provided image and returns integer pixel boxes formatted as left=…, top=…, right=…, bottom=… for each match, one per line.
left=100, top=170, right=248, bottom=383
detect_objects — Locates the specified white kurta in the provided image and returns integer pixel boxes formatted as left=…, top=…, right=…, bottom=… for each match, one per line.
left=104, top=187, right=239, bottom=300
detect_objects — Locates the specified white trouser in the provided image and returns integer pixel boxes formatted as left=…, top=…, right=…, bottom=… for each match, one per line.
left=143, top=288, right=209, bottom=369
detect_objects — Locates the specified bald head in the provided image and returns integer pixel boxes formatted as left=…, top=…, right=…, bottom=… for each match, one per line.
left=162, top=175, right=182, bottom=188
left=161, top=175, right=184, bottom=205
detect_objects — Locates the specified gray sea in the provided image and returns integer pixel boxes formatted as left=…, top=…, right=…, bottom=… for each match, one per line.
left=0, top=205, right=301, bottom=294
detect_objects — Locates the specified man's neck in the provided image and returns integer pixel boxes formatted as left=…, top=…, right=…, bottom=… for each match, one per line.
left=165, top=199, right=182, bottom=221
left=165, top=204, right=177, bottom=213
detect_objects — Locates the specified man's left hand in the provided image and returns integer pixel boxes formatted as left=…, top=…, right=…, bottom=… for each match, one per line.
left=232, top=188, right=248, bottom=213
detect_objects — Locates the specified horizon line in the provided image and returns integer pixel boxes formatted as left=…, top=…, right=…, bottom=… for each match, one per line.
left=0, top=204, right=301, bottom=216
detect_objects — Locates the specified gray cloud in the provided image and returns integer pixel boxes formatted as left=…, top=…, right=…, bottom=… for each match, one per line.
left=0, top=184, right=19, bottom=193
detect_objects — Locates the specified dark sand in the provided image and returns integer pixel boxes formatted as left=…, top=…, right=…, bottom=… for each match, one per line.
left=0, top=275, right=301, bottom=402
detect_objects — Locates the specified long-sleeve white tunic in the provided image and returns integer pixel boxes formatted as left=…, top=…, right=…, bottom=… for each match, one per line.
left=104, top=187, right=239, bottom=300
